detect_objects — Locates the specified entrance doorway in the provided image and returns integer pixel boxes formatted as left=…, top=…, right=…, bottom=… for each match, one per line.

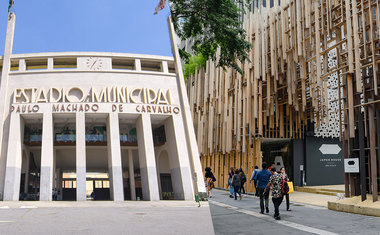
left=86, top=173, right=110, bottom=200
left=261, top=138, right=293, bottom=180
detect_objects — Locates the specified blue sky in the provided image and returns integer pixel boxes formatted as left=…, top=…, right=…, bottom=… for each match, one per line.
left=0, top=0, right=172, bottom=56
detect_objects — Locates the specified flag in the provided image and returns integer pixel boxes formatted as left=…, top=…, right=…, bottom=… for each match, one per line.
left=8, top=0, right=14, bottom=12
left=154, top=0, right=166, bottom=15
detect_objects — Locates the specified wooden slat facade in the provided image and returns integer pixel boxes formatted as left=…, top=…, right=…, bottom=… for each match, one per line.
left=186, top=0, right=380, bottom=199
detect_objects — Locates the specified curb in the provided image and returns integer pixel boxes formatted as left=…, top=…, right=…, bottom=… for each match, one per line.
left=328, top=201, right=380, bottom=217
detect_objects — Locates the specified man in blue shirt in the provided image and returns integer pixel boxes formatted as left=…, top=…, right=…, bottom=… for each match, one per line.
left=256, top=162, right=272, bottom=214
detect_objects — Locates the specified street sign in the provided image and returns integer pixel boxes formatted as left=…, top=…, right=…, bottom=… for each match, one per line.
left=344, top=158, right=359, bottom=173
left=319, top=144, right=342, bottom=155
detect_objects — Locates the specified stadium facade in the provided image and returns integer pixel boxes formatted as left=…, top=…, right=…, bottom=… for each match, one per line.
left=0, top=14, right=206, bottom=201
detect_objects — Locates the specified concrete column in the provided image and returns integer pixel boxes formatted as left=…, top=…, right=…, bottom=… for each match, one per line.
left=168, top=17, right=207, bottom=197
left=128, top=149, right=136, bottom=200
left=57, top=168, right=62, bottom=193
left=135, top=59, right=141, bottom=71
left=76, top=112, right=87, bottom=201
left=40, top=112, right=54, bottom=201
left=24, top=149, right=30, bottom=194
left=162, top=61, right=169, bottom=73
left=47, top=58, right=53, bottom=70
left=76, top=113, right=86, bottom=201
left=19, top=59, right=26, bottom=71
left=3, top=113, right=24, bottom=201
left=0, top=13, right=16, bottom=199
left=164, top=116, right=194, bottom=200
left=136, top=114, right=160, bottom=201
left=155, top=149, right=162, bottom=200
left=106, top=113, right=124, bottom=201
left=53, top=148, right=56, bottom=189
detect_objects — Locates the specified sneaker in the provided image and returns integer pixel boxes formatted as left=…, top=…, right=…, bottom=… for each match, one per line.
left=287, top=209, right=291, bottom=211
left=209, top=195, right=212, bottom=198
left=260, top=211, right=264, bottom=214
left=229, top=195, right=233, bottom=198
left=275, top=216, right=281, bottom=220
left=266, top=208, right=269, bottom=213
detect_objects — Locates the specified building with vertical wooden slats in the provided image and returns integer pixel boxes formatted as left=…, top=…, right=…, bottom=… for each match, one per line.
left=186, top=0, right=380, bottom=201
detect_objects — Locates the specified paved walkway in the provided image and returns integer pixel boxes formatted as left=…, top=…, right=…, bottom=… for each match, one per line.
left=288, top=190, right=339, bottom=207
left=300, top=184, right=345, bottom=191
left=209, top=189, right=380, bottom=235
left=0, top=201, right=214, bottom=235
left=216, top=187, right=339, bottom=208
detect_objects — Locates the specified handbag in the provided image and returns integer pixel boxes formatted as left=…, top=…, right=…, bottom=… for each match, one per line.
left=288, top=181, right=294, bottom=194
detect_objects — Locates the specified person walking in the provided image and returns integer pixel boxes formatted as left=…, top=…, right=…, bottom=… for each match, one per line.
left=280, top=167, right=291, bottom=211
left=231, top=169, right=242, bottom=200
left=268, top=162, right=275, bottom=172
left=239, top=168, right=247, bottom=195
left=266, top=167, right=284, bottom=220
left=228, top=167, right=234, bottom=198
left=250, top=166, right=260, bottom=197
left=256, top=162, right=272, bottom=214
left=205, top=167, right=216, bottom=198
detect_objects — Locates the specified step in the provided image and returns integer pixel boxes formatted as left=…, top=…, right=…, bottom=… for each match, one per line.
left=295, top=186, right=345, bottom=196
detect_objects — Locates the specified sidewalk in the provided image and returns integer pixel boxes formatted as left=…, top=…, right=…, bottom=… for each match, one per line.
left=0, top=200, right=215, bottom=234
left=223, top=184, right=380, bottom=217
left=0, top=200, right=209, bottom=208
left=294, top=184, right=345, bottom=196
left=288, top=191, right=338, bottom=207
left=216, top=187, right=337, bottom=208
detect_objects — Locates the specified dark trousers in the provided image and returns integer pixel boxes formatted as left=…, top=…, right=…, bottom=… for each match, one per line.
left=233, top=186, right=241, bottom=200
left=253, top=180, right=258, bottom=196
left=239, top=183, right=246, bottom=194
left=284, top=193, right=290, bottom=210
left=272, top=196, right=284, bottom=217
left=258, top=188, right=269, bottom=212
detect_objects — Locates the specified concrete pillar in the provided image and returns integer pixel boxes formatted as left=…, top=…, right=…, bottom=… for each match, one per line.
left=135, top=59, right=141, bottom=71
left=168, top=17, right=207, bottom=197
left=47, top=58, right=53, bottom=70
left=164, top=116, right=194, bottom=200
left=3, top=113, right=24, bottom=201
left=53, top=148, right=56, bottom=189
left=0, top=13, right=16, bottom=199
left=106, top=113, right=124, bottom=201
left=57, top=168, right=62, bottom=193
left=136, top=114, right=160, bottom=201
left=40, top=112, right=54, bottom=201
left=76, top=113, right=86, bottom=201
left=24, top=149, right=30, bottom=194
left=76, top=112, right=87, bottom=201
left=128, top=149, right=136, bottom=200
left=155, top=149, right=162, bottom=200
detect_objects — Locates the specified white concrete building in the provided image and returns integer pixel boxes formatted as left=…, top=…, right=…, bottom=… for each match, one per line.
left=0, top=14, right=206, bottom=201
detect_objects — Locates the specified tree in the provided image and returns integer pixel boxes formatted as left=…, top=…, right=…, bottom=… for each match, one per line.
left=170, top=0, right=252, bottom=74
left=183, top=53, right=207, bottom=80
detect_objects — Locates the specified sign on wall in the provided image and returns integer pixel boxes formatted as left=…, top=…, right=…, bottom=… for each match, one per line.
left=344, top=158, right=359, bottom=173
left=10, top=86, right=181, bottom=115
left=306, top=137, right=344, bottom=186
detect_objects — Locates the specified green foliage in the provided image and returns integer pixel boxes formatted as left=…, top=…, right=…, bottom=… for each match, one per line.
left=183, top=54, right=207, bottom=80
left=170, top=0, right=252, bottom=74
